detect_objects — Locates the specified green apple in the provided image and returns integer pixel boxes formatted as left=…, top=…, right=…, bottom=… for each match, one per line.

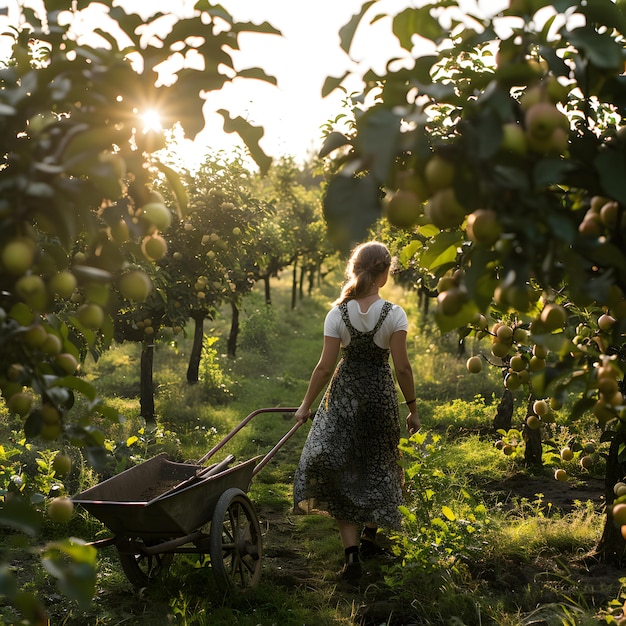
left=533, top=399, right=549, bottom=416
left=41, top=333, right=62, bottom=355
left=500, top=123, right=527, bottom=156
left=467, top=209, right=502, bottom=246
left=23, top=324, right=48, bottom=348
left=109, top=219, right=130, bottom=244
left=424, top=155, right=455, bottom=192
left=466, top=356, right=482, bottom=373
left=141, top=235, right=167, bottom=261
left=47, top=496, right=74, bottom=523
left=118, top=270, right=152, bottom=301
left=52, top=452, right=72, bottom=477
left=142, top=202, right=172, bottom=231
left=540, top=303, right=567, bottom=330
left=425, top=188, right=466, bottom=230
left=387, top=189, right=422, bottom=229
left=525, top=102, right=568, bottom=139
left=526, top=414, right=540, bottom=429
left=614, top=504, right=626, bottom=527
left=2, top=239, right=35, bottom=275
left=554, top=468, right=568, bottom=482
left=15, top=275, right=47, bottom=310
left=437, top=286, right=467, bottom=316
left=55, top=353, right=78, bottom=374
left=598, top=313, right=616, bottom=332
left=49, top=270, right=77, bottom=298
left=7, top=391, right=32, bottom=416
left=77, top=303, right=105, bottom=329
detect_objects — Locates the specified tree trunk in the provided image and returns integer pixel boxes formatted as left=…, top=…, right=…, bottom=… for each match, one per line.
left=227, top=296, right=239, bottom=357
left=140, top=339, right=156, bottom=423
left=308, top=266, right=316, bottom=295
left=299, top=265, right=305, bottom=300
left=263, top=274, right=271, bottom=305
left=291, top=258, right=297, bottom=310
left=493, top=388, right=514, bottom=432
left=594, top=430, right=626, bottom=565
left=186, top=312, right=205, bottom=384
left=523, top=425, right=542, bottom=466
left=522, top=395, right=542, bottom=466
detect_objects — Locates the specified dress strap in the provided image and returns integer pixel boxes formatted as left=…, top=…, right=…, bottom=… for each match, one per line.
left=372, top=301, right=393, bottom=334
left=339, top=301, right=356, bottom=332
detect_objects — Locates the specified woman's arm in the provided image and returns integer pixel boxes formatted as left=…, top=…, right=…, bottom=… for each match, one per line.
left=389, top=330, right=421, bottom=434
left=294, top=335, right=341, bottom=423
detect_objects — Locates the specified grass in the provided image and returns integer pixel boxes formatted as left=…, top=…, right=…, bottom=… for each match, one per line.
left=0, top=271, right=621, bottom=625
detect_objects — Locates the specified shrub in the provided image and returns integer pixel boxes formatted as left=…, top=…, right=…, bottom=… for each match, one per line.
left=198, top=336, right=234, bottom=404
left=239, top=303, right=277, bottom=357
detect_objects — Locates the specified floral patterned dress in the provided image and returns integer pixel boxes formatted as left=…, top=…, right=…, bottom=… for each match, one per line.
left=293, top=300, right=404, bottom=529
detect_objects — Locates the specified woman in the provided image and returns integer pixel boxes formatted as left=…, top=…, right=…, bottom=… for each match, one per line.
left=293, top=241, right=420, bottom=583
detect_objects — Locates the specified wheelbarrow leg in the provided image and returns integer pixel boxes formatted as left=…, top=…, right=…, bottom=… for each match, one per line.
left=209, top=488, right=262, bottom=592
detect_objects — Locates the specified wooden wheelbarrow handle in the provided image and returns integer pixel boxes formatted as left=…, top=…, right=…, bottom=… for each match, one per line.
left=196, top=407, right=303, bottom=476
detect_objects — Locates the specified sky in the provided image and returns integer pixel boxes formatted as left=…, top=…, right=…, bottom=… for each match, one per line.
left=180, top=0, right=507, bottom=166
left=189, top=0, right=409, bottom=165
left=1, top=0, right=510, bottom=167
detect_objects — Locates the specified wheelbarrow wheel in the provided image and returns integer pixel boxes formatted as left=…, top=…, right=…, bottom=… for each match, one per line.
left=209, top=487, right=262, bottom=591
left=117, top=541, right=174, bottom=587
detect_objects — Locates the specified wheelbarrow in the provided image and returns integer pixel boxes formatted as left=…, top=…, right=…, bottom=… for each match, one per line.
left=73, top=407, right=303, bottom=591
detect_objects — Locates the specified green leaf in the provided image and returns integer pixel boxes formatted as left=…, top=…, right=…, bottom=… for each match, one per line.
left=0, top=497, right=42, bottom=536
left=0, top=564, right=18, bottom=599
left=393, top=7, right=443, bottom=50
left=322, top=73, right=349, bottom=98
left=568, top=26, right=624, bottom=70
left=42, top=539, right=97, bottom=610
left=339, top=1, right=377, bottom=55
left=399, top=240, right=422, bottom=266
left=323, top=173, right=382, bottom=252
left=231, top=20, right=282, bottom=36
left=8, top=302, right=35, bottom=325
left=354, top=107, right=401, bottom=182
left=595, top=149, right=626, bottom=206
left=579, top=0, right=626, bottom=37
left=418, top=223, right=440, bottom=239
left=217, top=110, right=272, bottom=176
left=153, top=161, right=188, bottom=219
left=319, top=131, right=351, bottom=159
left=435, top=300, right=479, bottom=334
left=236, top=67, right=278, bottom=86
left=420, top=231, right=462, bottom=270
left=52, top=376, right=97, bottom=403
left=441, top=506, right=456, bottom=522
left=84, top=446, right=109, bottom=472
left=532, top=158, right=575, bottom=188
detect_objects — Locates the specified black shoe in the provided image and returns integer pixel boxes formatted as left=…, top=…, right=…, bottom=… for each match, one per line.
left=339, top=560, right=362, bottom=583
left=359, top=538, right=392, bottom=560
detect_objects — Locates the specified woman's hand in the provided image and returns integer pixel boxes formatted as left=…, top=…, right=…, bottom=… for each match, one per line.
left=295, top=406, right=311, bottom=424
left=406, top=411, right=421, bottom=435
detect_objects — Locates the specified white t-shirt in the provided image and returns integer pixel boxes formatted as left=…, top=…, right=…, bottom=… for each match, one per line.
left=323, top=299, right=409, bottom=349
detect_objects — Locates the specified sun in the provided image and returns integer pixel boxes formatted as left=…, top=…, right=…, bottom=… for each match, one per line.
left=140, top=109, right=162, bottom=133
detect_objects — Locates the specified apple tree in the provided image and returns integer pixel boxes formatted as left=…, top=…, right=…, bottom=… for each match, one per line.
left=321, top=0, right=626, bottom=563
left=0, top=0, right=278, bottom=615
left=165, top=153, right=272, bottom=367
left=256, top=157, right=332, bottom=309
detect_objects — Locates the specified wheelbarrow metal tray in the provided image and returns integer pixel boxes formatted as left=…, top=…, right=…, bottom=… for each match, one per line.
left=73, top=453, right=258, bottom=537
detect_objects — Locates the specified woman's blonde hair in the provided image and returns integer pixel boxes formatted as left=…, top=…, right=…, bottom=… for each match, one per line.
left=333, top=241, right=392, bottom=305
